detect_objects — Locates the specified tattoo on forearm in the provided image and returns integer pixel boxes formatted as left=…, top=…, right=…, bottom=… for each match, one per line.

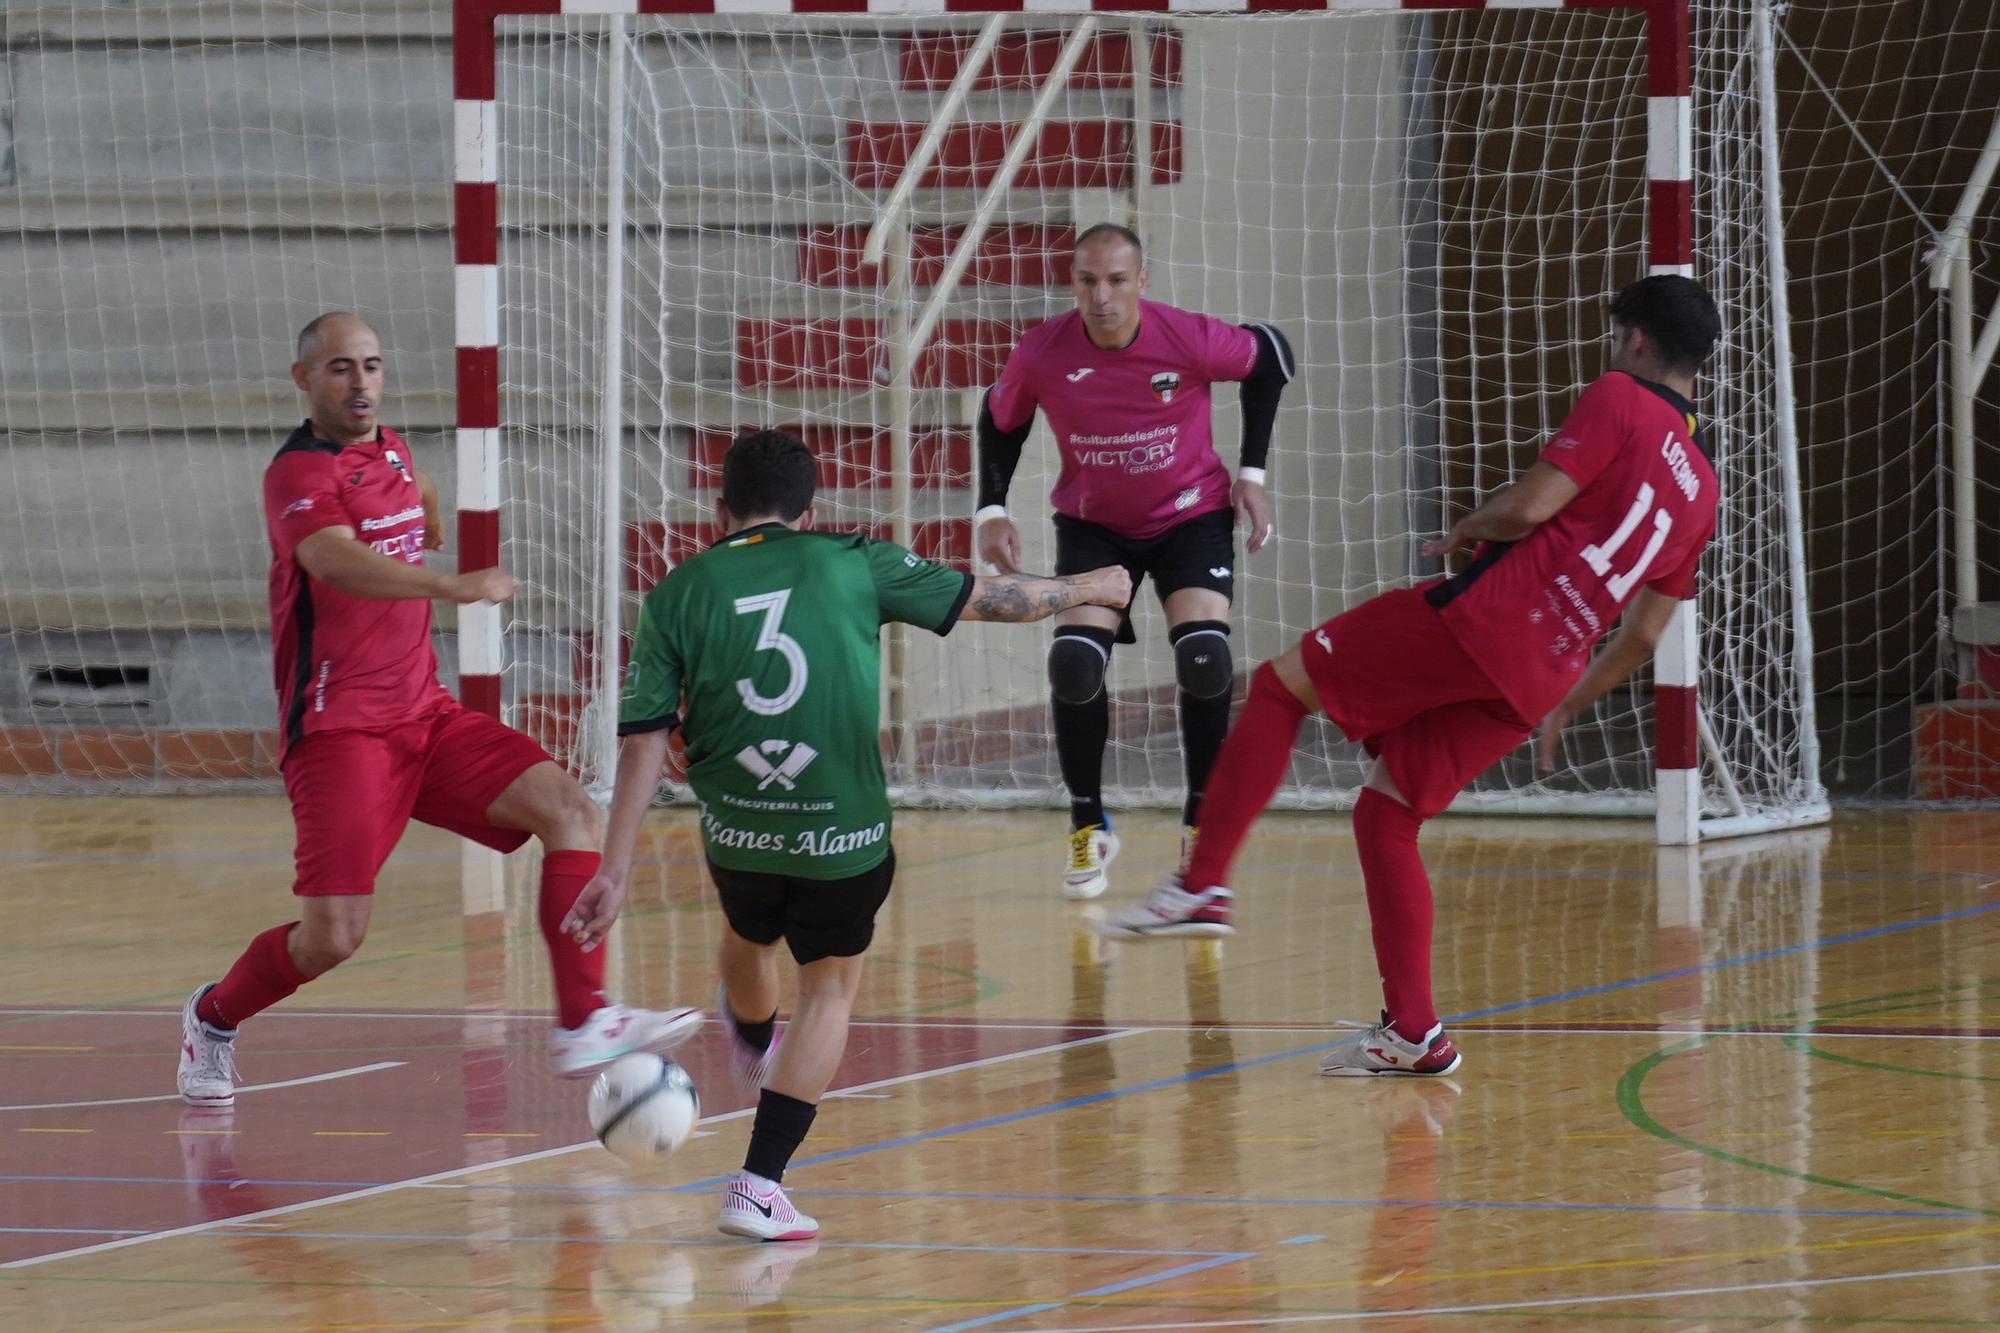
left=971, top=573, right=1083, bottom=622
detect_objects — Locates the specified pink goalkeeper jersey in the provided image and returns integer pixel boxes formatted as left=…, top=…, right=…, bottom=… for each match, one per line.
left=987, top=301, right=1262, bottom=539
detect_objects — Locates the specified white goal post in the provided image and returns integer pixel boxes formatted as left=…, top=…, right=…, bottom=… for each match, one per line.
left=457, top=0, right=1828, bottom=843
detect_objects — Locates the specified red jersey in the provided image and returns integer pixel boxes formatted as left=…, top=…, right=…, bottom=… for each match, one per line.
left=987, top=302, right=1261, bottom=539
left=1429, top=373, right=1719, bottom=719
left=264, top=422, right=449, bottom=757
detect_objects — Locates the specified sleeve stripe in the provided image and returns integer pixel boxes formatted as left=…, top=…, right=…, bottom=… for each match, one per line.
left=934, top=571, right=977, bottom=636
left=1248, top=322, right=1294, bottom=382
left=616, top=713, right=679, bottom=737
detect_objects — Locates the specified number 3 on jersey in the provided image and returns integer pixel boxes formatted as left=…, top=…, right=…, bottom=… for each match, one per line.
left=734, top=589, right=807, bottom=716
left=1580, top=482, right=1675, bottom=602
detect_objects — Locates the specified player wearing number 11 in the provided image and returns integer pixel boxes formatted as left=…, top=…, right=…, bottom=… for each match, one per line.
left=1100, top=275, right=1723, bottom=1080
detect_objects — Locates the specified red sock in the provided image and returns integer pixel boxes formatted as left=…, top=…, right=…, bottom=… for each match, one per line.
left=1182, top=661, right=1310, bottom=892
left=1352, top=787, right=1438, bottom=1040
left=200, top=923, right=307, bottom=1029
left=540, top=850, right=609, bottom=1030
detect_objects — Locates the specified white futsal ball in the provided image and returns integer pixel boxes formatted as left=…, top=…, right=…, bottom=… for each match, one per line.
left=588, top=1053, right=700, bottom=1164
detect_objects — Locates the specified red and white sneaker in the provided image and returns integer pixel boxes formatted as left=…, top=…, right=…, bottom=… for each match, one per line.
left=715, top=981, right=780, bottom=1096
left=549, top=1003, right=704, bottom=1079
left=1320, top=1012, right=1463, bottom=1077
left=1097, top=876, right=1234, bottom=940
left=177, top=984, right=238, bottom=1107
left=718, top=1172, right=819, bottom=1242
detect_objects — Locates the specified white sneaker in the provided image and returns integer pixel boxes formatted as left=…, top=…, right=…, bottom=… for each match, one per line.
left=718, top=1172, right=820, bottom=1242
left=1098, top=876, right=1235, bottom=940
left=1061, top=825, right=1119, bottom=900
left=715, top=981, right=780, bottom=1096
left=1319, top=1013, right=1464, bottom=1077
left=549, top=1003, right=704, bottom=1079
left=177, top=984, right=238, bottom=1107
left=721, top=1239, right=820, bottom=1304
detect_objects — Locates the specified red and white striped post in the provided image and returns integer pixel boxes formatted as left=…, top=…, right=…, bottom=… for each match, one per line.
left=1644, top=0, right=1701, bottom=845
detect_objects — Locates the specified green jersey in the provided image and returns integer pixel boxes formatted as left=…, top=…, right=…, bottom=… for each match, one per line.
left=619, top=523, right=973, bottom=879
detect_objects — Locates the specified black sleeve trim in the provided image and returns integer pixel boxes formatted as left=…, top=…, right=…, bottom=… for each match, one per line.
left=1237, top=323, right=1294, bottom=473
left=934, top=571, right=977, bottom=636
left=616, top=712, right=679, bottom=737
left=976, top=389, right=1033, bottom=510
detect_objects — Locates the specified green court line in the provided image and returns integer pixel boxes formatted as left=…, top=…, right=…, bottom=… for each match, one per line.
left=1616, top=1025, right=2000, bottom=1219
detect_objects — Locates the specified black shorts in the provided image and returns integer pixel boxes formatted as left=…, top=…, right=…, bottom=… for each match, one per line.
left=705, top=848, right=896, bottom=966
left=1054, top=508, right=1234, bottom=641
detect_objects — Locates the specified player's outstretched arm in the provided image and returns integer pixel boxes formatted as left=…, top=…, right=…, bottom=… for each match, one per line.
left=566, top=728, right=673, bottom=950
left=958, top=565, right=1133, bottom=623
left=1423, top=461, right=1581, bottom=557
left=294, top=527, right=516, bottom=604
left=1536, top=587, right=1683, bottom=771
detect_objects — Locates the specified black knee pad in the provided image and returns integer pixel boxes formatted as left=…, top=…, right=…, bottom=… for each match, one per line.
left=1048, top=627, right=1115, bottom=706
left=1170, top=620, right=1233, bottom=700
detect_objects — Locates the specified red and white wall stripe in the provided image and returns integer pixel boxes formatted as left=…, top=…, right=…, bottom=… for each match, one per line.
left=451, top=0, right=1700, bottom=836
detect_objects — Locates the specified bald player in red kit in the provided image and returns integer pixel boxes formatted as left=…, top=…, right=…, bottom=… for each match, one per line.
left=1101, top=276, right=1724, bottom=1080
left=176, top=313, right=699, bottom=1107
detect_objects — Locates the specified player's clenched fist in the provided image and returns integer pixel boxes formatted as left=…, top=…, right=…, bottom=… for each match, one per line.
left=449, top=568, right=519, bottom=604
left=1080, top=563, right=1133, bottom=607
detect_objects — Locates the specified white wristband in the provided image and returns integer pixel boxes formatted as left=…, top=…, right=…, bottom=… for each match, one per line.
left=973, top=504, right=1010, bottom=526
left=1237, top=467, right=1267, bottom=486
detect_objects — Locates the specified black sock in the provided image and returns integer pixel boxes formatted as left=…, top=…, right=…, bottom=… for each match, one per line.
left=1177, top=687, right=1233, bottom=827
left=743, top=1088, right=818, bottom=1184
left=1053, top=627, right=1116, bottom=831
left=730, top=1009, right=777, bottom=1055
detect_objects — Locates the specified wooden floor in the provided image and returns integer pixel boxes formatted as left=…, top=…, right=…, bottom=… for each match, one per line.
left=2, top=799, right=1997, bottom=1329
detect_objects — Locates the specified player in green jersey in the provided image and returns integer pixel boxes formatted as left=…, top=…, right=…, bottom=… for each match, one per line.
left=564, top=429, right=1130, bottom=1240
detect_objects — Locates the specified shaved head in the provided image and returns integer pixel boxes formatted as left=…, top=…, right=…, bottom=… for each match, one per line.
left=297, top=311, right=377, bottom=365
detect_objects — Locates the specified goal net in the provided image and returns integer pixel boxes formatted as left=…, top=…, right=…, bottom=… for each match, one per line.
left=488, top=3, right=1822, bottom=837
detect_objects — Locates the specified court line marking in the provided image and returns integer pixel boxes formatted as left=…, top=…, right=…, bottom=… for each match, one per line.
left=1056, top=1257, right=2000, bottom=1328
left=0, top=1029, right=1139, bottom=1271
left=0, top=1173, right=1969, bottom=1223
left=933, top=1253, right=1258, bottom=1333
left=14, top=890, right=1995, bottom=1283
left=0, top=1061, right=406, bottom=1114
left=17, top=1008, right=2000, bottom=1041
left=185, top=1230, right=1235, bottom=1259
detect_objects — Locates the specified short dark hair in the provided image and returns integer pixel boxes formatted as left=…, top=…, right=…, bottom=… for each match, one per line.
left=1074, top=222, right=1145, bottom=265
left=1608, top=275, right=1721, bottom=373
left=722, top=429, right=817, bottom=522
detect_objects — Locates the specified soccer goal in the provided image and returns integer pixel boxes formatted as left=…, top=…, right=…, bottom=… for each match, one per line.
left=382, top=0, right=1824, bottom=840
left=455, top=0, right=1826, bottom=844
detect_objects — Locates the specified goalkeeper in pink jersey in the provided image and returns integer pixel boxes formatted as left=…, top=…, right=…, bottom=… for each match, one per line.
left=975, top=223, right=1295, bottom=900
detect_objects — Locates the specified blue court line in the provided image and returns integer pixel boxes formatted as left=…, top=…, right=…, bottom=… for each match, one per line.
left=1280, top=1234, right=1324, bottom=1245
left=929, top=1253, right=1255, bottom=1333
left=0, top=1175, right=1973, bottom=1221
left=651, top=896, right=2000, bottom=1202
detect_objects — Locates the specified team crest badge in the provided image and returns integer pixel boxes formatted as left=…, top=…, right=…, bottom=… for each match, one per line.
left=1150, top=372, right=1181, bottom=404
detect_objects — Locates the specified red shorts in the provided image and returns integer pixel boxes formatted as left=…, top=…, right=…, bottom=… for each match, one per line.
left=1299, top=586, right=1535, bottom=819
left=282, top=702, right=553, bottom=896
